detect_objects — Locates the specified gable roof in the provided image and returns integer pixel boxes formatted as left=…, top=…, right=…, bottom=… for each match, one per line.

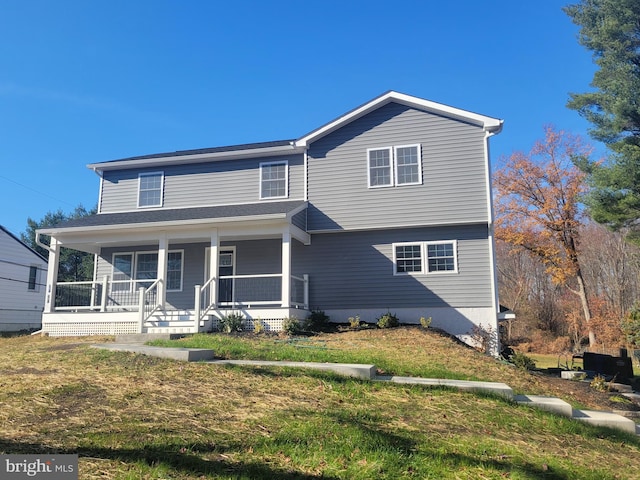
left=0, top=225, right=48, bottom=263
left=295, top=90, right=503, bottom=147
left=86, top=91, right=503, bottom=173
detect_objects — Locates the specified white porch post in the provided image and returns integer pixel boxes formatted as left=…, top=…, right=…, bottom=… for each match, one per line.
left=44, top=237, right=60, bottom=313
left=209, top=229, right=219, bottom=307
left=281, top=228, right=291, bottom=308
left=157, top=234, right=167, bottom=307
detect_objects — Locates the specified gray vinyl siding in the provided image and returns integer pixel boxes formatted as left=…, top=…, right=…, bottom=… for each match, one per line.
left=96, top=239, right=284, bottom=309
left=307, top=102, right=489, bottom=231
left=99, top=154, right=305, bottom=213
left=293, top=224, right=492, bottom=312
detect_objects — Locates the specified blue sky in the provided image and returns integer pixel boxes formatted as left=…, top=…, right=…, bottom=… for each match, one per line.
left=0, top=0, right=598, bottom=236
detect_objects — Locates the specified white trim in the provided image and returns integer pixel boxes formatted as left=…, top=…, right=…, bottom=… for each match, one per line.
left=394, top=144, right=422, bottom=186
left=391, top=240, right=459, bottom=275
left=259, top=160, right=289, bottom=200
left=296, top=91, right=503, bottom=147
left=97, top=173, right=104, bottom=214
left=425, top=240, right=458, bottom=274
left=166, top=249, right=184, bottom=292
left=137, top=171, right=164, bottom=208
left=111, top=252, right=135, bottom=292
left=367, top=147, right=393, bottom=188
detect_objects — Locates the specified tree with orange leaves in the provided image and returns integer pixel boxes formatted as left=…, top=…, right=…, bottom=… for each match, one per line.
left=494, top=126, right=596, bottom=347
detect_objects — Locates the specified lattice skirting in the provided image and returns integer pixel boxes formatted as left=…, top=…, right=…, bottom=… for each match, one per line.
left=43, top=321, right=140, bottom=337
left=210, top=317, right=286, bottom=333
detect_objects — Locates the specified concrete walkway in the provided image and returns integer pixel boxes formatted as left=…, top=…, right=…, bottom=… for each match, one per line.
left=91, top=342, right=640, bottom=436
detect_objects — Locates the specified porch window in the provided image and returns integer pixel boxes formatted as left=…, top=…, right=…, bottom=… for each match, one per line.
left=135, top=253, right=158, bottom=287
left=138, top=171, right=164, bottom=207
left=167, top=251, right=183, bottom=291
left=260, top=161, right=288, bottom=199
left=112, top=253, right=133, bottom=291
left=426, top=241, right=457, bottom=273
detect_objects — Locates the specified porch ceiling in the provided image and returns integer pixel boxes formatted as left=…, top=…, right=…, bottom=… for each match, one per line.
left=37, top=201, right=309, bottom=253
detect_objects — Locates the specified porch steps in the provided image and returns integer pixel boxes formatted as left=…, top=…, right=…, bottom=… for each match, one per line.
left=91, top=342, right=640, bottom=436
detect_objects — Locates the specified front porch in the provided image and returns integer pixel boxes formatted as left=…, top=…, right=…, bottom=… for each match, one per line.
left=42, top=274, right=309, bottom=337
left=37, top=201, right=312, bottom=337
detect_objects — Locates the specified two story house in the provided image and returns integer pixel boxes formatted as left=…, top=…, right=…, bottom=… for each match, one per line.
left=0, top=225, right=47, bottom=331
left=36, top=91, right=504, bottom=349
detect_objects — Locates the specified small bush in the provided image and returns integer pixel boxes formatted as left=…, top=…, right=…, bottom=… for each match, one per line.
left=511, top=351, right=536, bottom=371
left=306, top=310, right=331, bottom=331
left=377, top=312, right=399, bottom=329
left=219, top=312, right=245, bottom=333
left=590, top=374, right=610, bottom=392
left=419, top=316, right=432, bottom=329
left=348, top=315, right=361, bottom=329
left=252, top=318, right=265, bottom=334
left=283, top=316, right=301, bottom=335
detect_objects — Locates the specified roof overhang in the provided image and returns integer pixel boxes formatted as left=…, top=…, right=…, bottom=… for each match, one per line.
left=88, top=143, right=306, bottom=173
left=295, top=90, right=503, bottom=147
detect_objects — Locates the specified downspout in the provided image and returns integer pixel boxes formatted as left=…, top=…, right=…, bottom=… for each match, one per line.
left=35, top=231, right=54, bottom=254
left=483, top=122, right=503, bottom=356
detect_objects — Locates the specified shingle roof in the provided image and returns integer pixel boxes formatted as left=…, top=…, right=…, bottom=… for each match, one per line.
left=47, top=201, right=306, bottom=230
left=102, top=140, right=296, bottom=164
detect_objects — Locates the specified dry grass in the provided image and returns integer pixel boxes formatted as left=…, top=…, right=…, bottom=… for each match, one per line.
left=0, top=328, right=639, bottom=479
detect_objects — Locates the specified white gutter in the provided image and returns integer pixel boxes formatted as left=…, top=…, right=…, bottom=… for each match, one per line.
left=35, top=231, right=54, bottom=254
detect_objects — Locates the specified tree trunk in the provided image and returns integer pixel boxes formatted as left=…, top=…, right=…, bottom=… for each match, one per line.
left=575, top=268, right=596, bottom=348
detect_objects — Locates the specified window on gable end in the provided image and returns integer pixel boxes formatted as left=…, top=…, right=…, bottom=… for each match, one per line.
left=394, top=144, right=422, bottom=185
left=260, top=161, right=288, bottom=199
left=368, top=147, right=393, bottom=187
left=138, top=172, right=164, bottom=208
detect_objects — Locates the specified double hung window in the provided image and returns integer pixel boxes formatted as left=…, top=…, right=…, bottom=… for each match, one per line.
left=138, top=172, right=164, bottom=207
left=111, top=250, right=183, bottom=292
left=260, top=161, right=288, bottom=199
left=368, top=144, right=421, bottom=188
left=393, top=240, right=457, bottom=275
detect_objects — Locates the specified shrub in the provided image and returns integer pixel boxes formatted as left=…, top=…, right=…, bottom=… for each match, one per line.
left=283, top=316, right=301, bottom=335
left=419, top=316, right=432, bottom=329
left=511, top=351, right=536, bottom=371
left=252, top=318, right=265, bottom=334
left=347, top=315, right=361, bottom=329
left=306, top=310, right=331, bottom=332
left=377, top=312, right=399, bottom=329
left=219, top=312, right=245, bottom=333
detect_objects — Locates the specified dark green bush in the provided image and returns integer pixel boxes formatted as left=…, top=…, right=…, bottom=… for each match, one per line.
left=377, top=312, right=400, bottom=329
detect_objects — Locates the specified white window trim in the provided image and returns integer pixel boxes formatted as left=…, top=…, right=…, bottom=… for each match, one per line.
left=111, top=250, right=184, bottom=291
left=166, top=249, right=184, bottom=292
left=112, top=252, right=135, bottom=292
left=27, top=265, right=41, bottom=292
left=367, top=147, right=393, bottom=189
left=368, top=144, right=422, bottom=188
left=425, top=240, right=458, bottom=274
left=392, top=242, right=423, bottom=276
left=394, top=144, right=422, bottom=186
left=137, top=171, right=164, bottom=208
left=259, top=161, right=289, bottom=200
left=392, top=240, right=458, bottom=275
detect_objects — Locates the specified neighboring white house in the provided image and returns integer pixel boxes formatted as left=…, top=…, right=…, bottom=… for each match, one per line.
left=0, top=225, right=47, bottom=331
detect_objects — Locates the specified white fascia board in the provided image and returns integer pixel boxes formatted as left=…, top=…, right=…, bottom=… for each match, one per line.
left=296, top=91, right=503, bottom=147
left=88, top=144, right=305, bottom=173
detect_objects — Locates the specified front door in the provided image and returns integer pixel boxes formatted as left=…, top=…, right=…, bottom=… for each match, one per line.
left=204, top=247, right=235, bottom=305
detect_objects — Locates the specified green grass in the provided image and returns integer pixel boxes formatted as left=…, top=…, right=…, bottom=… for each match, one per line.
left=1, top=329, right=639, bottom=479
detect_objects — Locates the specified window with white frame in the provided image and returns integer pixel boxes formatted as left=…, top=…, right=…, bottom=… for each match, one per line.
left=260, top=161, right=288, bottom=199
left=426, top=241, right=457, bottom=273
left=138, top=172, right=164, bottom=207
left=167, top=251, right=183, bottom=291
left=393, top=240, right=457, bottom=275
left=368, top=144, right=421, bottom=188
left=112, top=253, right=133, bottom=291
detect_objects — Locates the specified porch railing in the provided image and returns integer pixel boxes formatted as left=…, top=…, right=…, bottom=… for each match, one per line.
left=195, top=273, right=309, bottom=321
left=54, top=278, right=160, bottom=312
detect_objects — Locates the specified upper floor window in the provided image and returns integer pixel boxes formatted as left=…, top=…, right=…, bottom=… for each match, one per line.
left=138, top=172, right=164, bottom=208
left=368, top=144, right=422, bottom=188
left=260, top=161, right=288, bottom=199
